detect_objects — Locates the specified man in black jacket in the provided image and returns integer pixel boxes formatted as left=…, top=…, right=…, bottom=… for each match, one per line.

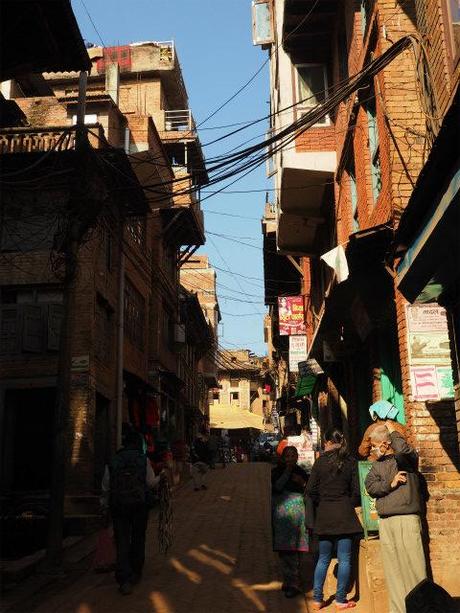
left=365, top=423, right=427, bottom=613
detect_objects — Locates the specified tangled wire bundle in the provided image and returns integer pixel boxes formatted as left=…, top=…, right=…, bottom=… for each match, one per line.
left=158, top=476, right=173, bottom=555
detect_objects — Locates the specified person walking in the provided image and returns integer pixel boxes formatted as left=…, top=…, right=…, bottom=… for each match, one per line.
left=101, top=431, right=162, bottom=595
left=208, top=432, right=219, bottom=469
left=271, top=446, right=309, bottom=599
left=190, top=431, right=211, bottom=491
left=365, top=423, right=427, bottom=613
left=306, top=428, right=362, bottom=610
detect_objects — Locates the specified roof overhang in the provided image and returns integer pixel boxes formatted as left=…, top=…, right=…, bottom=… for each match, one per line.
left=393, top=87, right=460, bottom=304
left=209, top=405, right=264, bottom=430
left=0, top=0, right=91, bottom=80
left=277, top=211, right=324, bottom=256
left=161, top=205, right=205, bottom=247
left=280, top=166, right=333, bottom=215
left=282, top=0, right=339, bottom=55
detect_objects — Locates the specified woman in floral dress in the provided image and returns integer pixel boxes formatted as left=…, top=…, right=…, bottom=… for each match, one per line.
left=271, top=445, right=309, bottom=598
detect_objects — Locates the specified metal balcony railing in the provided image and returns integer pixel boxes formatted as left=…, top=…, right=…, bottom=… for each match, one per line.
left=164, top=109, right=194, bottom=132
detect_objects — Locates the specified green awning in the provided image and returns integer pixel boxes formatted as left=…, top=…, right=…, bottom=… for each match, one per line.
left=295, top=375, right=317, bottom=398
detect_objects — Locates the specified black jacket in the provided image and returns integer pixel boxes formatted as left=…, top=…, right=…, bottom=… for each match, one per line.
left=365, top=432, right=422, bottom=517
left=191, top=438, right=211, bottom=464
left=306, top=451, right=362, bottom=536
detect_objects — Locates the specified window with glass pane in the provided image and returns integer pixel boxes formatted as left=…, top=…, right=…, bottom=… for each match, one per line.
left=296, top=64, right=328, bottom=124
left=347, top=162, right=359, bottom=232
left=366, top=91, right=382, bottom=202
left=449, top=0, right=460, bottom=57
left=361, top=0, right=375, bottom=37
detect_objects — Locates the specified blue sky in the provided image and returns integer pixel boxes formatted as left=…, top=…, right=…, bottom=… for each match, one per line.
left=72, top=0, right=270, bottom=355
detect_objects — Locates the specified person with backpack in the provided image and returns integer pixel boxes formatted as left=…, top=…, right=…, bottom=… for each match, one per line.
left=190, top=431, right=211, bottom=491
left=101, top=431, right=162, bottom=595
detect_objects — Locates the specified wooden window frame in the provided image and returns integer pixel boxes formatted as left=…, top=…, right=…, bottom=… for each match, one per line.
left=294, top=63, right=330, bottom=126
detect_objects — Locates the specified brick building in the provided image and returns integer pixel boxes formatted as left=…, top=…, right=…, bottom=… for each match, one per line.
left=255, top=0, right=459, bottom=593
left=211, top=350, right=272, bottom=424
left=180, top=254, right=222, bottom=424
left=0, top=38, right=214, bottom=516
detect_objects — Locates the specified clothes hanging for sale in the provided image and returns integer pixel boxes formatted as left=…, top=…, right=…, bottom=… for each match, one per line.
left=130, top=398, right=142, bottom=429
left=145, top=397, right=160, bottom=427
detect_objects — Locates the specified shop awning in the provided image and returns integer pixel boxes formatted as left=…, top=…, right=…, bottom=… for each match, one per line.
left=393, top=87, right=460, bottom=303
left=294, top=375, right=317, bottom=398
left=209, top=405, right=264, bottom=430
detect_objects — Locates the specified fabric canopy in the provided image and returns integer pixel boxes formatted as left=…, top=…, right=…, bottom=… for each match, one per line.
left=209, top=405, right=264, bottom=430
left=295, top=375, right=317, bottom=398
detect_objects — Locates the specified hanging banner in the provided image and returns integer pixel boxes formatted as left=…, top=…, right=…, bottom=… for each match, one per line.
left=278, top=296, right=306, bottom=336
left=406, top=303, right=454, bottom=401
left=289, top=335, right=308, bottom=372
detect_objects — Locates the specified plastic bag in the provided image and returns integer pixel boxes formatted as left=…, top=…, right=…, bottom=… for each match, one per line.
left=93, top=526, right=116, bottom=573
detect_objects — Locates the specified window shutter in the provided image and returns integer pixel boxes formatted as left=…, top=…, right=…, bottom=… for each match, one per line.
left=0, top=306, right=21, bottom=354
left=47, top=304, right=64, bottom=351
left=23, top=305, right=43, bottom=352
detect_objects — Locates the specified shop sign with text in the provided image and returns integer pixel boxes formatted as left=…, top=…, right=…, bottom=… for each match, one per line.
left=278, top=296, right=306, bottom=335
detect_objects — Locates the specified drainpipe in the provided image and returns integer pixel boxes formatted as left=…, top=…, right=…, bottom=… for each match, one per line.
left=116, top=247, right=125, bottom=449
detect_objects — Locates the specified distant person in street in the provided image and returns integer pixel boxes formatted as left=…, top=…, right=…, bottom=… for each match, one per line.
left=358, top=400, right=408, bottom=461
left=271, top=446, right=309, bottom=599
left=101, top=431, right=162, bottom=596
left=208, top=432, right=219, bottom=469
left=306, top=428, right=361, bottom=610
left=190, top=431, right=211, bottom=491
left=365, top=423, right=427, bottom=613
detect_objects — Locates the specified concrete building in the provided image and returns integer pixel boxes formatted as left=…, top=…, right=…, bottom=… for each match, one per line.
left=255, top=0, right=459, bottom=594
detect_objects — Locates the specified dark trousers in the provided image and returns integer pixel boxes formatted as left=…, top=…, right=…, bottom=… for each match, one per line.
left=112, top=507, right=149, bottom=586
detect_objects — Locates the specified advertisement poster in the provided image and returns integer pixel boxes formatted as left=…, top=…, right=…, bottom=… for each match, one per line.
left=287, top=433, right=315, bottom=471
left=278, top=296, right=306, bottom=336
left=289, top=335, right=308, bottom=372
left=406, top=303, right=454, bottom=401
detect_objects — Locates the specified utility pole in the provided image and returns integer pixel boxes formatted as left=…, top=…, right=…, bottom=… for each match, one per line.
left=43, top=71, right=87, bottom=571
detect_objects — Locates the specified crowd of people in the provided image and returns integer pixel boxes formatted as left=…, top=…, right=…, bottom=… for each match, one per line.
left=270, top=400, right=435, bottom=613
left=97, top=399, right=451, bottom=612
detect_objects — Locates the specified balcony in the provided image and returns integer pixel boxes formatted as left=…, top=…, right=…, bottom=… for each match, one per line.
left=164, top=109, right=194, bottom=133
left=282, top=0, right=338, bottom=54
left=0, top=124, right=105, bottom=154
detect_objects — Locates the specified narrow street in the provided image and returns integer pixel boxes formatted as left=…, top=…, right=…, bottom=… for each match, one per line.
left=24, top=464, right=373, bottom=613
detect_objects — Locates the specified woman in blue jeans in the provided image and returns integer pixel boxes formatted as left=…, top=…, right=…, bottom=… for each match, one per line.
left=306, top=428, right=362, bottom=610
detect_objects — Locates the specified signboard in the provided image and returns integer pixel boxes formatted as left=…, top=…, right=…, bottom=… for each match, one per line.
left=71, top=355, right=89, bottom=372
left=289, top=335, right=308, bottom=372
left=358, top=461, right=379, bottom=539
left=287, top=434, right=315, bottom=472
left=298, top=359, right=324, bottom=377
left=252, top=0, right=274, bottom=46
left=278, top=296, right=306, bottom=336
left=406, top=303, right=454, bottom=401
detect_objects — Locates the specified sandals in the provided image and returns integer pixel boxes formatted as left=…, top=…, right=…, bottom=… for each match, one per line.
left=335, top=602, right=356, bottom=610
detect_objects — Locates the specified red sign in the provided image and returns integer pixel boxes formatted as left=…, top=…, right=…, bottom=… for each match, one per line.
left=278, top=296, right=306, bottom=336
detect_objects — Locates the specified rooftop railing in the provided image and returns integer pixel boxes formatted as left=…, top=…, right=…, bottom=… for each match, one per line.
left=164, top=109, right=195, bottom=132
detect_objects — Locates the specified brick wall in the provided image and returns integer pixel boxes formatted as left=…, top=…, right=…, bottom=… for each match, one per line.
left=15, top=97, right=68, bottom=126
left=394, top=289, right=460, bottom=592
left=295, top=125, right=335, bottom=152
